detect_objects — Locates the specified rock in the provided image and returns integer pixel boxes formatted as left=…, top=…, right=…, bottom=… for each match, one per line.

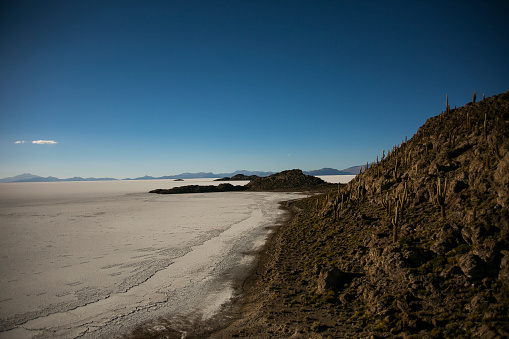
left=498, top=250, right=509, bottom=285
left=494, top=153, right=509, bottom=207
left=473, top=247, right=497, bottom=266
left=317, top=267, right=348, bottom=293
left=450, top=179, right=469, bottom=193
left=364, top=232, right=389, bottom=248
left=400, top=224, right=415, bottom=237
left=362, top=245, right=408, bottom=279
left=447, top=143, right=472, bottom=159
left=400, top=313, right=422, bottom=330
left=428, top=162, right=440, bottom=176
left=402, top=248, right=430, bottom=268
left=475, top=324, right=499, bottom=339
left=461, top=223, right=488, bottom=245
left=439, top=265, right=461, bottom=279
left=466, top=295, right=489, bottom=313
left=459, top=252, right=484, bottom=280
left=431, top=223, right=462, bottom=255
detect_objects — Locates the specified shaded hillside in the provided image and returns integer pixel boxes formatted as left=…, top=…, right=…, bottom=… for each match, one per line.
left=208, top=91, right=509, bottom=338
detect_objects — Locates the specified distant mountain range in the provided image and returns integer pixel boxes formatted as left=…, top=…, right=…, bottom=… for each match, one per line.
left=0, top=173, right=118, bottom=183
left=0, top=167, right=360, bottom=183
left=122, top=170, right=275, bottom=181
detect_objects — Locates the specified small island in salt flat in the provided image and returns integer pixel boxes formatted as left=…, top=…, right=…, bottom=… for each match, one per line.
left=149, top=169, right=336, bottom=194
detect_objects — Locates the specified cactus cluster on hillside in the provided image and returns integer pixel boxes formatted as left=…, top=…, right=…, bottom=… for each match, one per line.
left=206, top=91, right=509, bottom=338
left=132, top=91, right=509, bottom=338
left=287, top=90, right=509, bottom=338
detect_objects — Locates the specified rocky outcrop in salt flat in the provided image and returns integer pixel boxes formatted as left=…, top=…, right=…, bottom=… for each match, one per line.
left=246, top=169, right=329, bottom=191
left=214, top=174, right=259, bottom=181
left=149, top=183, right=248, bottom=194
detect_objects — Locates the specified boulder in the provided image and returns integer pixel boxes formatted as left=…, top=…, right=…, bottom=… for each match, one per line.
left=430, top=223, right=462, bottom=255
left=459, top=252, right=485, bottom=280
left=317, top=267, right=348, bottom=293
left=461, top=222, right=488, bottom=245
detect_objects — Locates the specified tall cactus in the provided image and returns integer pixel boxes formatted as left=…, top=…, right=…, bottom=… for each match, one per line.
left=394, top=159, right=398, bottom=181
left=392, top=200, right=400, bottom=243
left=436, top=178, right=447, bottom=218
left=484, top=113, right=488, bottom=141
left=381, top=192, right=391, bottom=216
left=398, top=182, right=408, bottom=219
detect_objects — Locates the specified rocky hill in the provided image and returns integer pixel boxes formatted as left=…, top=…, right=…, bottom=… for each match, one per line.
left=215, top=174, right=260, bottom=181
left=130, top=91, right=509, bottom=338
left=150, top=169, right=332, bottom=194
left=246, top=169, right=331, bottom=191
left=206, top=91, right=509, bottom=338
left=149, top=183, right=248, bottom=194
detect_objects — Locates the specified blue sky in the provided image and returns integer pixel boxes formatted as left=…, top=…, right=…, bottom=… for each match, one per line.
left=1, top=1, right=508, bottom=179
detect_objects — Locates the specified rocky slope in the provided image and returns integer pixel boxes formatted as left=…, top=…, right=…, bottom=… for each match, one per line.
left=206, top=91, right=509, bottom=338
left=129, top=91, right=509, bottom=338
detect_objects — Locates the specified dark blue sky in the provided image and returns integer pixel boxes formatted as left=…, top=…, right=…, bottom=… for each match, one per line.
left=1, top=1, right=508, bottom=178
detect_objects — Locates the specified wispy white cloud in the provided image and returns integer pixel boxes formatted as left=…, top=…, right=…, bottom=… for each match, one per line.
left=32, top=140, right=58, bottom=145
left=15, top=140, right=27, bottom=144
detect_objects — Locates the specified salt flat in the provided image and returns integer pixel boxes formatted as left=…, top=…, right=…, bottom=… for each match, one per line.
left=0, top=179, right=306, bottom=338
left=0, top=176, right=353, bottom=338
left=317, top=174, right=356, bottom=183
